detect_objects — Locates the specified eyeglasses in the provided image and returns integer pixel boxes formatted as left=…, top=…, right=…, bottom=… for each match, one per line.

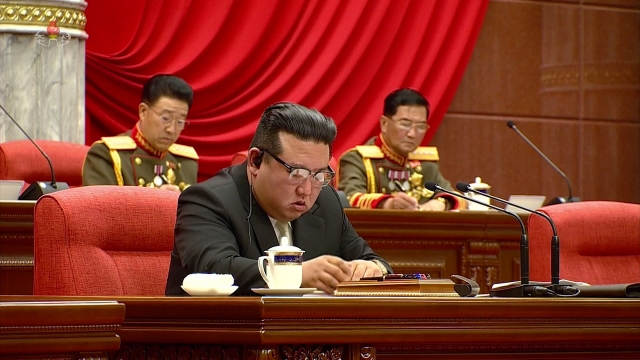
left=387, top=116, right=429, bottom=132
left=260, top=149, right=335, bottom=187
left=145, top=103, right=190, bottom=130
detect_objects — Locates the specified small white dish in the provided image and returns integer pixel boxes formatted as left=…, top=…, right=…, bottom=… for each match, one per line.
left=251, top=287, right=316, bottom=296
left=181, top=285, right=238, bottom=296
left=183, top=273, right=234, bottom=289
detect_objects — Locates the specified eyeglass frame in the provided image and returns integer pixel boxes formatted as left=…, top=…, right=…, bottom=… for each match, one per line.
left=385, top=115, right=429, bottom=132
left=258, top=148, right=335, bottom=187
left=143, top=102, right=190, bottom=130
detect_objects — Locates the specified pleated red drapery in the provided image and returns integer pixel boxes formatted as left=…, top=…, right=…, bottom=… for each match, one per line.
left=85, top=0, right=489, bottom=181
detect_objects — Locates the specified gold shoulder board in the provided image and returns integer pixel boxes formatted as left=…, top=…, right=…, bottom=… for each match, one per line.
left=101, top=136, right=136, bottom=150
left=355, top=145, right=384, bottom=159
left=409, top=146, right=439, bottom=161
left=168, top=143, right=199, bottom=160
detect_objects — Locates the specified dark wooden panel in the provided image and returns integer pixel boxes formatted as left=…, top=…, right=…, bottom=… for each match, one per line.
left=2, top=295, right=639, bottom=359
left=434, top=0, right=640, bottom=205
left=581, top=122, right=640, bottom=202
left=0, top=300, right=125, bottom=359
left=582, top=7, right=640, bottom=122
left=0, top=200, right=35, bottom=295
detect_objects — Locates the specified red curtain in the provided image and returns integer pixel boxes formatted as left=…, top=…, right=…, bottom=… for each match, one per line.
left=86, top=0, right=488, bottom=181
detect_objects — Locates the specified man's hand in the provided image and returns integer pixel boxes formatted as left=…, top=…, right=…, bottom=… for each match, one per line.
left=158, top=184, right=181, bottom=192
left=301, top=255, right=352, bottom=294
left=382, top=192, right=418, bottom=210
left=419, top=198, right=447, bottom=211
left=348, top=260, right=383, bottom=280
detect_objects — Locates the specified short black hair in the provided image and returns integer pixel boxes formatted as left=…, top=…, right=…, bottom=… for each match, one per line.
left=383, top=88, right=430, bottom=119
left=249, top=102, right=337, bottom=157
left=141, top=74, right=194, bottom=108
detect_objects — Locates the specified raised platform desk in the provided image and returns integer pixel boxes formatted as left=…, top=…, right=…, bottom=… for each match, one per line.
left=1, top=295, right=639, bottom=360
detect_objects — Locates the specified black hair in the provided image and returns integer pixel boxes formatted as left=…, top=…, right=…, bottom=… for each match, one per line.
left=141, top=74, right=194, bottom=108
left=249, top=102, right=337, bottom=158
left=383, top=88, right=430, bottom=119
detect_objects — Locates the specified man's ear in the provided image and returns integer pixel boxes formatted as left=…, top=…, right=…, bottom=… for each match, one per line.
left=380, top=115, right=389, bottom=133
left=138, top=102, right=147, bottom=122
left=247, top=148, right=263, bottom=175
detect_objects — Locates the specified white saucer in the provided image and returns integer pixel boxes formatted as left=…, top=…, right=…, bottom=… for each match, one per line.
left=252, top=287, right=316, bottom=296
left=181, top=285, right=238, bottom=296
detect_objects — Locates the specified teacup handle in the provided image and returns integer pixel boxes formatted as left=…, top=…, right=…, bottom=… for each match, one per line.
left=258, top=256, right=271, bottom=287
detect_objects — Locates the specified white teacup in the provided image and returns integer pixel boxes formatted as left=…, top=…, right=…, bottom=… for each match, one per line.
left=466, top=177, right=491, bottom=211
left=258, top=245, right=304, bottom=289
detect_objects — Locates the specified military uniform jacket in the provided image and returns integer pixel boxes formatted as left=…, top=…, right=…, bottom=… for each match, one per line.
left=338, top=135, right=462, bottom=209
left=82, top=128, right=198, bottom=191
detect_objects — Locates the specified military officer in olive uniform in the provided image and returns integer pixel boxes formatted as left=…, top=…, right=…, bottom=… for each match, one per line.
left=83, top=74, right=198, bottom=191
left=338, top=88, right=464, bottom=210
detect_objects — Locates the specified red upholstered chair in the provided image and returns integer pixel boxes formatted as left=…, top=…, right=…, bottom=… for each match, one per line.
left=0, top=140, right=90, bottom=191
left=230, top=151, right=247, bottom=165
left=529, top=201, right=640, bottom=285
left=33, top=186, right=179, bottom=295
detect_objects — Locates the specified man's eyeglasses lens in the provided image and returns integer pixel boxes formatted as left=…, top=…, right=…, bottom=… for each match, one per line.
left=146, top=104, right=189, bottom=129
left=263, top=150, right=334, bottom=187
left=397, top=119, right=428, bottom=132
left=289, top=168, right=334, bottom=187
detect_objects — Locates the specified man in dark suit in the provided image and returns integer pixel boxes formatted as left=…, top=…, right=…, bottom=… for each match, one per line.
left=165, top=102, right=391, bottom=296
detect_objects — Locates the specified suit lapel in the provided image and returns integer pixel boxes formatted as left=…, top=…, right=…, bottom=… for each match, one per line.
left=292, top=204, right=325, bottom=259
left=230, top=164, right=279, bottom=254
left=249, top=198, right=279, bottom=253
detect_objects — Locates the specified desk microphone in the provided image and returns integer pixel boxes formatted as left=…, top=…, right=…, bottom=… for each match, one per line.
left=457, top=182, right=561, bottom=287
left=507, top=121, right=579, bottom=206
left=0, top=104, right=69, bottom=200
left=425, top=181, right=553, bottom=297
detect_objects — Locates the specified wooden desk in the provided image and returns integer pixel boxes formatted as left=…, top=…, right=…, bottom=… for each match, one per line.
left=0, top=202, right=527, bottom=295
left=0, top=201, right=34, bottom=295
left=0, top=299, right=125, bottom=359
left=2, top=295, right=638, bottom=359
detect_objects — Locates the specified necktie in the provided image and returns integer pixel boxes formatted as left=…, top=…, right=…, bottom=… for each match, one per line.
left=275, top=221, right=291, bottom=246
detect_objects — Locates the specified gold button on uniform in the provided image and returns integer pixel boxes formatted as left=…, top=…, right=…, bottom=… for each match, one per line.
left=138, top=178, right=145, bottom=186
left=135, top=157, right=142, bottom=165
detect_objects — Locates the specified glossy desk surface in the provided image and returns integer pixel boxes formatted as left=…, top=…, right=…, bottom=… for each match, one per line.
left=1, top=295, right=638, bottom=359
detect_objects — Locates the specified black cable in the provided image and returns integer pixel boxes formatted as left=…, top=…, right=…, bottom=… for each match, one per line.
left=244, top=184, right=253, bottom=257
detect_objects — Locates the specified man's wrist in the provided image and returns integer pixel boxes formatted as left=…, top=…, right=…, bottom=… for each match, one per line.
left=371, top=259, right=389, bottom=275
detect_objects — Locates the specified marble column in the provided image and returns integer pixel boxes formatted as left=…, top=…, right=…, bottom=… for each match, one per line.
left=0, top=0, right=87, bottom=144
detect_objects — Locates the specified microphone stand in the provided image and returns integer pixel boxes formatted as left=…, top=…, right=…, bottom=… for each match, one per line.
left=458, top=183, right=581, bottom=296
left=0, top=104, right=69, bottom=200
left=424, top=182, right=554, bottom=297
left=507, top=121, right=579, bottom=205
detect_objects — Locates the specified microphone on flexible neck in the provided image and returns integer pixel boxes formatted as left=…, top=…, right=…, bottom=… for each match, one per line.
left=425, top=181, right=553, bottom=297
left=457, top=182, right=561, bottom=287
left=507, top=121, right=579, bottom=205
left=0, top=104, right=69, bottom=200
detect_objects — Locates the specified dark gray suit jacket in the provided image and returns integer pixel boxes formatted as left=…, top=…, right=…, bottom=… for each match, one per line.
left=165, top=163, right=391, bottom=296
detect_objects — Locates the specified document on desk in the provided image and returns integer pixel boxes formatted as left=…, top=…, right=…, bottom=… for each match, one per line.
left=334, top=278, right=458, bottom=297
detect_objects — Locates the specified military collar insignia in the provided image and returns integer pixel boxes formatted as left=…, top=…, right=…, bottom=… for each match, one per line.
left=131, top=123, right=168, bottom=159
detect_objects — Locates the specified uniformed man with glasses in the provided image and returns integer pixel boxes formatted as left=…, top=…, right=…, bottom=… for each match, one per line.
left=83, top=74, right=198, bottom=192
left=166, top=102, right=391, bottom=296
left=338, top=88, right=464, bottom=211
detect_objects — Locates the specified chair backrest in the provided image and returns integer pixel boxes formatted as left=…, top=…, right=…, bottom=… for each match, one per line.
left=0, top=139, right=89, bottom=188
left=529, top=201, right=640, bottom=285
left=33, top=186, right=179, bottom=295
